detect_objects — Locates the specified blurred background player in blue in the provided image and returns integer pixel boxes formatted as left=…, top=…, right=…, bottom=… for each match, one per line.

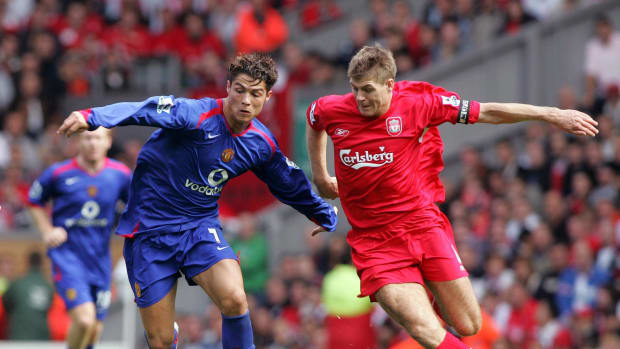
left=57, top=53, right=338, bottom=349
left=27, top=127, right=131, bottom=349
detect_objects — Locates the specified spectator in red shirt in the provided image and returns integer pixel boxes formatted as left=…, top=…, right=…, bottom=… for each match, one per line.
left=234, top=0, right=288, bottom=54
left=53, top=2, right=103, bottom=50
left=149, top=8, right=183, bottom=57
left=174, top=11, right=225, bottom=66
left=100, top=6, right=150, bottom=60
left=505, top=282, right=539, bottom=348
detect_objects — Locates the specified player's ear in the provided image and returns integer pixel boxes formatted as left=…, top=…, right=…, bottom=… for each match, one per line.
left=386, top=78, right=395, bottom=91
left=265, top=89, right=273, bottom=102
left=226, top=80, right=231, bottom=93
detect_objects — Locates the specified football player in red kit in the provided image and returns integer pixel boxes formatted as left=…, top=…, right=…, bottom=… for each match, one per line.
left=306, top=44, right=598, bottom=349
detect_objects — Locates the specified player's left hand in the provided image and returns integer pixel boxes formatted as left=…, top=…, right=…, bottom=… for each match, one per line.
left=58, top=111, right=89, bottom=137
left=552, top=109, right=598, bottom=137
left=311, top=206, right=338, bottom=236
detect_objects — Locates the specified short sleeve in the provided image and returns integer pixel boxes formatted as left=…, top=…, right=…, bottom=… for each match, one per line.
left=424, top=84, right=480, bottom=126
left=306, top=98, right=326, bottom=131
left=28, top=167, right=55, bottom=207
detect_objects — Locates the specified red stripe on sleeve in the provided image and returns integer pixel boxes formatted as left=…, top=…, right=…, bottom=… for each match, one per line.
left=79, top=108, right=92, bottom=123
left=196, top=99, right=223, bottom=128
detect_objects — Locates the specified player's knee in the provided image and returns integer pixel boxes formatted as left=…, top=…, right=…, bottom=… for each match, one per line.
left=73, top=313, right=97, bottom=331
left=145, top=331, right=175, bottom=349
left=453, top=310, right=482, bottom=337
left=405, top=320, right=445, bottom=346
left=219, top=288, right=248, bottom=316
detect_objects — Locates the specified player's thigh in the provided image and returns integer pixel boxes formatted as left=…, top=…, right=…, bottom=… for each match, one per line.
left=374, top=283, right=445, bottom=344
left=426, top=276, right=481, bottom=336
left=192, top=258, right=247, bottom=316
left=139, top=280, right=178, bottom=337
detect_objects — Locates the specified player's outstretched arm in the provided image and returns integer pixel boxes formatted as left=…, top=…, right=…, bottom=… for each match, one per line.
left=306, top=124, right=339, bottom=199
left=252, top=149, right=338, bottom=233
left=28, top=206, right=68, bottom=247
left=58, top=96, right=206, bottom=137
left=478, top=102, right=599, bottom=136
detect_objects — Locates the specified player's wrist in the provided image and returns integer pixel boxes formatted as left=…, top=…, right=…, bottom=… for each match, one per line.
left=312, top=174, right=331, bottom=185
left=543, top=107, right=562, bottom=125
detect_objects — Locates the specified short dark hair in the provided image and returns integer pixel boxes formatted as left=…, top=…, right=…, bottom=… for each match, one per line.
left=229, top=53, right=278, bottom=91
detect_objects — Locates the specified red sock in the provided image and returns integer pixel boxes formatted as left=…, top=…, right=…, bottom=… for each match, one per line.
left=437, top=332, right=470, bottom=349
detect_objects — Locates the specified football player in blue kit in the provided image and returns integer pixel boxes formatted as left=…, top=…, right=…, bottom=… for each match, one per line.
left=28, top=127, right=131, bottom=349
left=57, top=53, right=338, bottom=349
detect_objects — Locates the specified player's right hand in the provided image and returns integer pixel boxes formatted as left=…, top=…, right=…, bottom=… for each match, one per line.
left=43, top=227, right=68, bottom=248
left=58, top=111, right=89, bottom=137
left=314, top=176, right=339, bottom=199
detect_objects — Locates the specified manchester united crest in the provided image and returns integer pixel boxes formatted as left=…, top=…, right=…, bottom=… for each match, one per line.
left=386, top=116, right=402, bottom=136
left=221, top=148, right=234, bottom=162
left=66, top=288, right=77, bottom=300
left=87, top=185, right=98, bottom=197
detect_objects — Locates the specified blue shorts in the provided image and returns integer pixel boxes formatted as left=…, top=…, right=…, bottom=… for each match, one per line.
left=124, top=225, right=237, bottom=308
left=49, top=248, right=111, bottom=320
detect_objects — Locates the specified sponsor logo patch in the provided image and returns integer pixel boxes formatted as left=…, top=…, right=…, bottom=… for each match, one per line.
left=157, top=96, right=174, bottom=114
left=441, top=95, right=460, bottom=107
left=334, top=128, right=349, bottom=137
left=340, top=147, right=394, bottom=169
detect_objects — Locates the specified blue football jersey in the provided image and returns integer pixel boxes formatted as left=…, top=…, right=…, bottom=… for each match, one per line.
left=80, top=95, right=337, bottom=236
left=28, top=158, right=131, bottom=285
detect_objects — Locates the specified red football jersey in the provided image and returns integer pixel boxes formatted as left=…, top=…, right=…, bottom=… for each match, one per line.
left=307, top=81, right=480, bottom=232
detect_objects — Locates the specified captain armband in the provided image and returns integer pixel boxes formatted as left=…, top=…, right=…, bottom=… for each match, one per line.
left=457, top=99, right=471, bottom=124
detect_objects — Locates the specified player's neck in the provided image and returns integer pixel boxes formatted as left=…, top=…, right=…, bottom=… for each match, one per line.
left=76, top=155, right=105, bottom=175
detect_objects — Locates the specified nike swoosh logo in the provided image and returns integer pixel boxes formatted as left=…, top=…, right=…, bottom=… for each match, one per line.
left=208, top=133, right=219, bottom=139
left=65, top=177, right=79, bottom=185
left=216, top=246, right=229, bottom=250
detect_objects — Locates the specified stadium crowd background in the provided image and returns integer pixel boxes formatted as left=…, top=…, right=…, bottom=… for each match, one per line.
left=0, top=0, right=618, bottom=348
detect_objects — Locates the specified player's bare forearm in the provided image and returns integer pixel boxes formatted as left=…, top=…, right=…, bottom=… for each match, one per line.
left=306, top=125, right=330, bottom=182
left=306, top=125, right=339, bottom=199
left=478, top=102, right=598, bottom=136
left=28, top=206, right=53, bottom=237
left=29, top=206, right=68, bottom=247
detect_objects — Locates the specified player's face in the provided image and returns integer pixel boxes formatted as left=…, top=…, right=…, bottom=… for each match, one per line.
left=226, top=74, right=272, bottom=126
left=350, top=75, right=394, bottom=118
left=77, top=127, right=112, bottom=162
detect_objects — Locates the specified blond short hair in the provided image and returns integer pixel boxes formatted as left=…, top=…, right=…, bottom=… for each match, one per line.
left=347, top=44, right=397, bottom=83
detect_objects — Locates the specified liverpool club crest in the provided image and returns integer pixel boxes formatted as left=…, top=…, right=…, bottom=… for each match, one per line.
left=386, top=116, right=402, bottom=136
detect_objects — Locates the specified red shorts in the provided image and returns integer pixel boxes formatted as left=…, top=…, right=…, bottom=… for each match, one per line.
left=348, top=206, right=468, bottom=301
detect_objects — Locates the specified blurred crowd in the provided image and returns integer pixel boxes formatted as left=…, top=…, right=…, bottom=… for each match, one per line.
left=0, top=0, right=618, bottom=348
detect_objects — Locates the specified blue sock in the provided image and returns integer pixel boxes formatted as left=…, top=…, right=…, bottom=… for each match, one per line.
left=85, top=346, right=93, bottom=349
left=222, top=311, right=255, bottom=349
